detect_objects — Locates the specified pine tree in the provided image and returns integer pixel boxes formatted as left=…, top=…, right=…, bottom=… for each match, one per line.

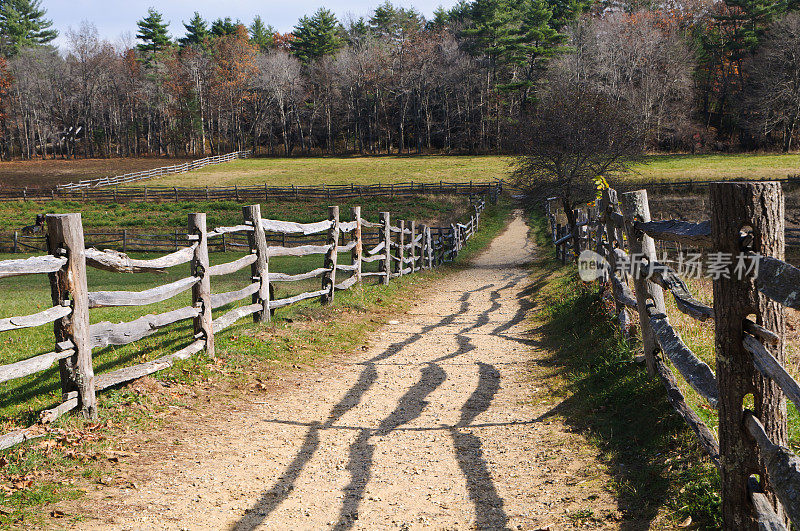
left=461, top=0, right=519, bottom=70
left=428, top=7, right=450, bottom=31
left=344, top=17, right=371, bottom=48
left=249, top=16, right=275, bottom=51
left=136, top=8, right=171, bottom=55
left=503, top=0, right=565, bottom=95
left=291, top=8, right=344, bottom=64
left=179, top=12, right=209, bottom=48
left=211, top=17, right=238, bottom=38
left=369, top=1, right=424, bottom=40
left=0, top=0, right=57, bottom=57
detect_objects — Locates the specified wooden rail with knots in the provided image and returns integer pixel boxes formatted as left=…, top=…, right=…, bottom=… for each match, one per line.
left=545, top=182, right=800, bottom=529
left=0, top=199, right=486, bottom=453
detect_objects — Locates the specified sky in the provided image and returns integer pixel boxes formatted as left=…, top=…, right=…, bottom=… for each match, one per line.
left=46, top=0, right=458, bottom=49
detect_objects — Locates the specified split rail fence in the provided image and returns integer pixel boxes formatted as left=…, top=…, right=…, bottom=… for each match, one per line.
left=0, top=180, right=502, bottom=204
left=55, top=150, right=251, bottom=191
left=0, top=198, right=486, bottom=452
left=546, top=182, right=799, bottom=529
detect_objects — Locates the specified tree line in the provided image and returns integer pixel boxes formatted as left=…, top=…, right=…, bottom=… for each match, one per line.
left=0, top=0, right=799, bottom=160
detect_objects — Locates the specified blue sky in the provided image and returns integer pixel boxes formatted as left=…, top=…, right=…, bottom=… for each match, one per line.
left=46, top=0, right=457, bottom=49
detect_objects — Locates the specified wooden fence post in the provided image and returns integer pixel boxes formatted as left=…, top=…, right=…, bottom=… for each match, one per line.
left=398, top=220, right=406, bottom=277
left=380, top=212, right=391, bottom=285
left=243, top=205, right=271, bottom=322
left=555, top=223, right=562, bottom=261
left=122, top=229, right=127, bottom=254
left=603, top=189, right=627, bottom=265
left=321, top=206, right=339, bottom=304
left=46, top=214, right=96, bottom=419
left=12, top=231, right=17, bottom=254
left=410, top=221, right=417, bottom=272
left=711, top=182, right=786, bottom=528
left=188, top=213, right=215, bottom=357
left=620, top=190, right=667, bottom=376
left=351, top=206, right=362, bottom=284
left=422, top=225, right=431, bottom=269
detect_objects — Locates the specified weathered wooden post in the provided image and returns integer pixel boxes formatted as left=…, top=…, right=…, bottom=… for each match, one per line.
left=12, top=231, right=17, bottom=254
left=243, top=205, right=270, bottom=322
left=620, top=190, right=666, bottom=375
left=410, top=221, right=417, bottom=272
left=350, top=206, right=362, bottom=283
left=321, top=206, right=340, bottom=304
left=188, top=213, right=215, bottom=357
left=423, top=225, right=432, bottom=269
left=379, top=212, right=391, bottom=285
left=711, top=182, right=786, bottom=528
left=46, top=214, right=96, bottom=419
left=555, top=223, right=562, bottom=261
left=398, top=220, right=406, bottom=277
left=122, top=229, right=128, bottom=254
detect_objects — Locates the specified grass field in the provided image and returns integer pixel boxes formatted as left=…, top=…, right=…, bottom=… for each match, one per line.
left=132, top=155, right=513, bottom=187
left=0, top=196, right=473, bottom=235
left=628, top=153, right=800, bottom=182
left=140, top=153, right=800, bottom=188
left=1, top=152, right=800, bottom=191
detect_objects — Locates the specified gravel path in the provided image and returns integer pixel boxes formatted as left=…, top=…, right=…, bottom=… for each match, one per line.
left=73, top=212, right=620, bottom=530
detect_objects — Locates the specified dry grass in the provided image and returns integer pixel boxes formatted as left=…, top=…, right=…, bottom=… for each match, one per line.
left=140, top=155, right=513, bottom=187
left=621, top=153, right=800, bottom=183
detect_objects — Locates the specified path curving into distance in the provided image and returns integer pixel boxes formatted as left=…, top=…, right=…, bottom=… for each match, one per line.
left=72, top=212, right=621, bottom=530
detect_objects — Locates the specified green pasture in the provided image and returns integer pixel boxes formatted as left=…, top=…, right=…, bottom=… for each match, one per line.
left=125, top=152, right=800, bottom=189
left=621, top=153, right=800, bottom=183
left=135, top=155, right=513, bottom=187
left=0, top=196, right=472, bottom=235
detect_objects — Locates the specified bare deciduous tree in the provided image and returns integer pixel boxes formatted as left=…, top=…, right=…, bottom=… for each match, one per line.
left=512, top=76, right=643, bottom=258
left=740, top=13, right=800, bottom=152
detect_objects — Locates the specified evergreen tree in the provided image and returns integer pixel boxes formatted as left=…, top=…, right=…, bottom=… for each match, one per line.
left=461, top=0, right=519, bottom=69
left=461, top=0, right=576, bottom=98
left=291, top=8, right=344, bottom=64
left=428, top=7, right=451, bottom=31
left=211, top=17, right=238, bottom=38
left=504, top=0, right=565, bottom=95
left=179, top=12, right=209, bottom=48
left=0, top=0, right=57, bottom=57
left=136, top=8, right=171, bottom=55
left=369, top=1, right=424, bottom=40
left=344, top=16, right=371, bottom=48
left=249, top=16, right=275, bottom=51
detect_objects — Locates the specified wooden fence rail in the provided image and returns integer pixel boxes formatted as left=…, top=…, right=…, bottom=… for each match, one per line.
left=545, top=182, right=800, bottom=529
left=0, top=198, right=487, bottom=452
left=55, top=150, right=251, bottom=191
left=0, top=180, right=503, bottom=204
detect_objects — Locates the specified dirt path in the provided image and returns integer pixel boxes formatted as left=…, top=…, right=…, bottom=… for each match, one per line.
left=69, top=212, right=621, bottom=530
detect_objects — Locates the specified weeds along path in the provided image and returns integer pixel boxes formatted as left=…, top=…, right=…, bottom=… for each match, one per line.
left=69, top=212, right=620, bottom=530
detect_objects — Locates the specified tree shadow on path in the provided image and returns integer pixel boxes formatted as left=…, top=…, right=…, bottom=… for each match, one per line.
left=232, top=282, right=499, bottom=531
